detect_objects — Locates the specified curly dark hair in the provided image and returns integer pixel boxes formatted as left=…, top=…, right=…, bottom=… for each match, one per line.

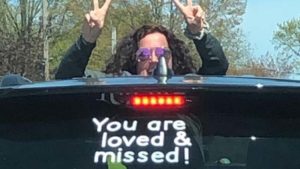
left=105, top=24, right=197, bottom=75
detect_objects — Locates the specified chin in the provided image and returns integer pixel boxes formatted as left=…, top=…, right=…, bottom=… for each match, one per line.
left=137, top=71, right=148, bottom=76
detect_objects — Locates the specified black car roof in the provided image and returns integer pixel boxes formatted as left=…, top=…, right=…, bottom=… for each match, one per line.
left=6, top=75, right=300, bottom=89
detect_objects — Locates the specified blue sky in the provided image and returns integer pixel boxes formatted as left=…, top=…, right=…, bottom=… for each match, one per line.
left=241, top=0, right=300, bottom=57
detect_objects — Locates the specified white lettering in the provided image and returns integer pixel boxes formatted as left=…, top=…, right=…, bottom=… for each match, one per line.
left=166, top=147, right=179, bottom=163
left=151, top=151, right=164, bottom=163
left=107, top=121, right=122, bottom=132
left=147, top=120, right=161, bottom=131
left=173, top=120, right=186, bottom=130
left=107, top=136, right=122, bottom=148
left=163, top=120, right=173, bottom=131
left=122, top=135, right=136, bottom=147
left=101, top=134, right=164, bottom=148
left=116, top=148, right=123, bottom=163
left=151, top=132, right=164, bottom=147
left=92, top=117, right=109, bottom=132
left=136, top=135, right=149, bottom=147
left=137, top=151, right=148, bottom=163
left=94, top=148, right=181, bottom=164
left=93, top=118, right=191, bottom=165
left=184, top=148, right=189, bottom=165
left=123, top=120, right=138, bottom=131
left=101, top=132, right=108, bottom=148
left=94, top=151, right=116, bottom=163
left=123, top=151, right=135, bottom=163
left=147, top=120, right=187, bottom=131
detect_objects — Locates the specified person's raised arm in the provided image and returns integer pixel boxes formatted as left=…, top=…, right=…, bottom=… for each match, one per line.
left=82, top=0, right=112, bottom=43
left=55, top=0, right=112, bottom=79
left=171, top=0, right=228, bottom=75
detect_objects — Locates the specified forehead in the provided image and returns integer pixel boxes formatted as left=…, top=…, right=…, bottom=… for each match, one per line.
left=138, top=32, right=169, bottom=48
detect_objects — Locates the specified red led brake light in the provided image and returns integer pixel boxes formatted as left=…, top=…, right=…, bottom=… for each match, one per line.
left=131, top=95, right=185, bottom=107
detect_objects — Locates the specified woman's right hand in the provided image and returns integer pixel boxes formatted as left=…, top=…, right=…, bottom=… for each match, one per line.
left=82, top=0, right=112, bottom=43
left=172, top=0, right=206, bottom=34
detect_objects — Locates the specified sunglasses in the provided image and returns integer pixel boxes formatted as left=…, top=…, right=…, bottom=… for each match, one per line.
left=136, top=47, right=171, bottom=62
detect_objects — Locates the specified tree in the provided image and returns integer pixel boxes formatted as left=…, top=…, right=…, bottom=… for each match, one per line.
left=230, top=17, right=300, bottom=78
left=228, top=52, right=297, bottom=78
left=48, top=0, right=250, bottom=77
left=203, top=0, right=250, bottom=71
left=0, top=0, right=44, bottom=81
left=105, top=0, right=250, bottom=71
left=273, top=18, right=300, bottom=57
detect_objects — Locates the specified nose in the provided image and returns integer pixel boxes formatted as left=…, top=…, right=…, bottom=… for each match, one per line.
left=147, top=52, right=159, bottom=75
left=150, top=51, right=159, bottom=63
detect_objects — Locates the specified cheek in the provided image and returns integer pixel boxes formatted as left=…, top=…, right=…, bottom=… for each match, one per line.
left=168, top=57, right=173, bottom=69
left=136, top=62, right=149, bottom=74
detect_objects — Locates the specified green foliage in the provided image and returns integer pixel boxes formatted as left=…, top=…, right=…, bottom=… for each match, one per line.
left=107, top=157, right=127, bottom=169
left=1, top=0, right=254, bottom=79
left=273, top=18, right=300, bottom=57
left=0, top=0, right=44, bottom=81
left=48, top=0, right=88, bottom=72
left=228, top=52, right=297, bottom=78
left=230, top=17, right=300, bottom=78
left=49, top=22, right=81, bottom=71
left=203, top=0, right=249, bottom=69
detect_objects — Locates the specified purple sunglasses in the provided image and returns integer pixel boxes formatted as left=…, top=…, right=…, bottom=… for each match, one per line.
left=136, top=47, right=171, bottom=62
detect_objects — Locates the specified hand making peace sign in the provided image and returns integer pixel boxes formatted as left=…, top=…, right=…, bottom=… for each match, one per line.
left=82, top=0, right=112, bottom=43
left=172, top=0, right=207, bottom=34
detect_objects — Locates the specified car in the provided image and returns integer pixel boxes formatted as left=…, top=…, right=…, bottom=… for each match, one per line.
left=1, top=1, right=300, bottom=168
left=1, top=74, right=300, bottom=169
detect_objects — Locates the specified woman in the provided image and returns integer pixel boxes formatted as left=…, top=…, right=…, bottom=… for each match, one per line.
left=55, top=0, right=228, bottom=79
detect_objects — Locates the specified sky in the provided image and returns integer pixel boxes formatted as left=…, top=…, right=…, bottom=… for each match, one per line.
left=241, top=0, right=300, bottom=57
